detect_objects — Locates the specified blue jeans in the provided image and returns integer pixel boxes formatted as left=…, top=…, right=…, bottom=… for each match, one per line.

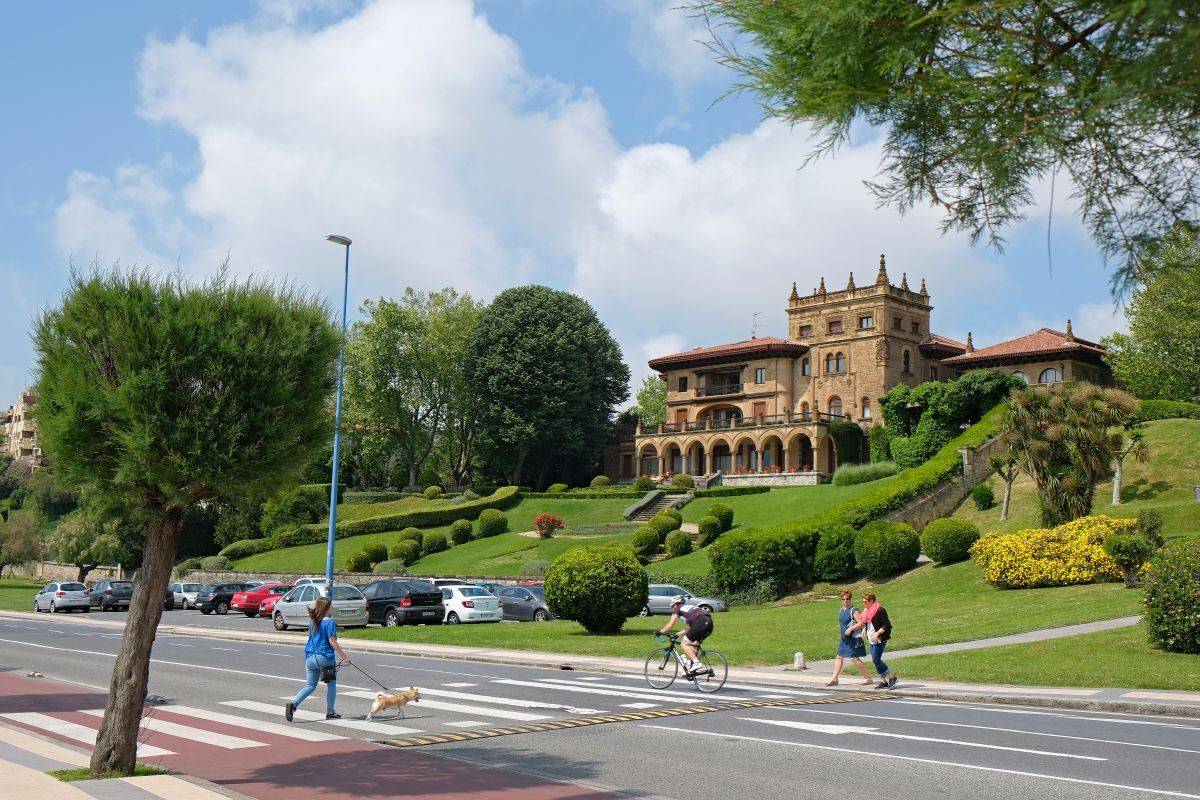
left=292, top=653, right=336, bottom=714
left=870, top=641, right=891, bottom=677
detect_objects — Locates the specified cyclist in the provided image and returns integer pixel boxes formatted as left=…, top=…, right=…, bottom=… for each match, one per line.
left=657, top=595, right=712, bottom=674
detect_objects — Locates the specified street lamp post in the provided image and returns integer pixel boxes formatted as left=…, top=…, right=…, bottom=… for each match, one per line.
left=324, top=234, right=352, bottom=597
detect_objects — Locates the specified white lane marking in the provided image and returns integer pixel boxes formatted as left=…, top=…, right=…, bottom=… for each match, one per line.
left=891, top=700, right=1200, bottom=730
left=756, top=694, right=794, bottom=699
left=1, top=712, right=175, bottom=757
left=221, top=701, right=422, bottom=735
left=445, top=721, right=488, bottom=728
left=782, top=706, right=1200, bottom=755
left=620, top=703, right=659, bottom=709
left=577, top=677, right=607, bottom=681
left=739, top=717, right=1105, bottom=761
left=157, top=705, right=343, bottom=742
left=417, top=687, right=598, bottom=715
left=605, top=673, right=826, bottom=697
left=511, top=678, right=709, bottom=704
left=343, top=690, right=551, bottom=721
left=79, top=709, right=264, bottom=750
left=643, top=725, right=1200, bottom=799
left=211, top=647, right=238, bottom=652
left=372, top=663, right=498, bottom=680
left=442, top=682, right=478, bottom=688
left=167, top=643, right=193, bottom=647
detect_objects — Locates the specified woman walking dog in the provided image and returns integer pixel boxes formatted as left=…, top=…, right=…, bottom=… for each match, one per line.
left=285, top=595, right=351, bottom=721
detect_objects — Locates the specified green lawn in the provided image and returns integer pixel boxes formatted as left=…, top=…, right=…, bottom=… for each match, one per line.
left=343, top=558, right=1144, bottom=666
left=408, top=529, right=639, bottom=577
left=331, top=496, right=450, bottom=523
left=682, top=482, right=886, bottom=529
left=0, top=578, right=42, bottom=612
left=897, top=623, right=1200, bottom=691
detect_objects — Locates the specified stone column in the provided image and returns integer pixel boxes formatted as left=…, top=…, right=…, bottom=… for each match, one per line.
left=753, top=449, right=762, bottom=473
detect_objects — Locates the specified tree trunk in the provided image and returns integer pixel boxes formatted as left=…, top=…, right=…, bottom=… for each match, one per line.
left=408, top=462, right=418, bottom=489
left=1112, top=459, right=1123, bottom=505
left=89, top=508, right=182, bottom=777
left=77, top=564, right=96, bottom=583
left=1000, top=476, right=1013, bottom=521
left=509, top=448, right=528, bottom=485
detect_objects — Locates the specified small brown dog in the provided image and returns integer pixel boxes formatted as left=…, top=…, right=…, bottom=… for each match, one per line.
left=366, top=686, right=420, bottom=720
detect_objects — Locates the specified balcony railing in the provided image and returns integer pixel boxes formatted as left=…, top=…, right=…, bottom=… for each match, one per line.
left=711, top=418, right=732, bottom=429
left=695, top=383, right=742, bottom=398
left=685, top=420, right=707, bottom=431
left=637, top=410, right=849, bottom=437
left=661, top=423, right=681, bottom=433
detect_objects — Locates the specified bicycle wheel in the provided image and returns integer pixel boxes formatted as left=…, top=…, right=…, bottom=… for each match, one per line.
left=692, top=649, right=728, bottom=693
left=644, top=648, right=679, bottom=689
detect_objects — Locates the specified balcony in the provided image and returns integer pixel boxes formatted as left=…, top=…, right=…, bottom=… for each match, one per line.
left=637, top=410, right=848, bottom=438
left=695, top=383, right=742, bottom=398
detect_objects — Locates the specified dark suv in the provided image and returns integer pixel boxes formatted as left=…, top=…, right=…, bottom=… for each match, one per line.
left=195, top=583, right=253, bottom=615
left=89, top=579, right=134, bottom=611
left=362, top=579, right=444, bottom=627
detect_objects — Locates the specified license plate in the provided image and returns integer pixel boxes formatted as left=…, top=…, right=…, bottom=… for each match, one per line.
left=421, top=611, right=436, bottom=617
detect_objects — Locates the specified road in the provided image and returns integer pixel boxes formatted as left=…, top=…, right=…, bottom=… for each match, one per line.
left=2, top=611, right=1199, bottom=800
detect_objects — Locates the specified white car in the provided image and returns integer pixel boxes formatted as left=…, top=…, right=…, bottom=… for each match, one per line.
left=34, top=582, right=91, bottom=613
left=168, top=582, right=203, bottom=609
left=272, top=583, right=368, bottom=631
left=441, top=585, right=502, bottom=624
left=294, top=576, right=328, bottom=587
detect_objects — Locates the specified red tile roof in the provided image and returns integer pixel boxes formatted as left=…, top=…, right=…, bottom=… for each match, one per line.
left=919, top=333, right=967, bottom=355
left=943, top=328, right=1108, bottom=367
left=648, top=336, right=808, bottom=370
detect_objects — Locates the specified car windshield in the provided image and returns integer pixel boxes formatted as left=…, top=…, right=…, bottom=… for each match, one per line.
left=183, top=584, right=201, bottom=591
left=528, top=587, right=545, bottom=599
left=269, top=586, right=291, bottom=595
left=331, top=585, right=364, bottom=601
left=111, top=581, right=134, bottom=589
left=198, top=584, right=218, bottom=593
left=405, top=580, right=437, bottom=592
left=459, top=587, right=491, bottom=597
left=60, top=583, right=86, bottom=591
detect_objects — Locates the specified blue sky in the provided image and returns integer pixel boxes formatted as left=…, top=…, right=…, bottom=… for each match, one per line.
left=0, top=0, right=1123, bottom=403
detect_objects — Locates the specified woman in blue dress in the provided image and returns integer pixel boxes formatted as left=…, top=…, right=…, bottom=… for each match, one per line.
left=826, top=590, right=872, bottom=686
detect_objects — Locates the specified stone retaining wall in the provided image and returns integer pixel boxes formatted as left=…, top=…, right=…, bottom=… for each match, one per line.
left=720, top=472, right=827, bottom=487
left=887, top=435, right=1005, bottom=531
left=9, top=561, right=126, bottom=582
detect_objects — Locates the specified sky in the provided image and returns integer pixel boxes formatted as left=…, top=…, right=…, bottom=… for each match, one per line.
left=0, top=0, right=1126, bottom=405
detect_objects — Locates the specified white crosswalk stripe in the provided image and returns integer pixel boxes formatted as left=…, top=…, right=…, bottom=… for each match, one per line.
left=604, top=673, right=827, bottom=697
left=492, top=678, right=708, bottom=705
left=158, top=705, right=344, bottom=742
left=620, top=703, right=659, bottom=709
left=445, top=721, right=488, bottom=728
left=1, top=712, right=175, bottom=757
left=442, top=682, right=477, bottom=688
left=523, top=678, right=715, bottom=703
left=221, top=701, right=421, bottom=735
left=419, top=687, right=600, bottom=715
left=342, top=690, right=551, bottom=722
left=79, top=709, right=264, bottom=750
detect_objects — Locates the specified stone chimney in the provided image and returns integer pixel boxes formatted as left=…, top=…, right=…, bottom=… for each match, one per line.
left=876, top=254, right=888, bottom=285
left=1064, top=318, right=1075, bottom=342
left=965, top=331, right=974, bottom=353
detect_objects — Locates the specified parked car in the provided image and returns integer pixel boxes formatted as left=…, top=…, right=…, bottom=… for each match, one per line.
left=89, top=579, right=134, bottom=612
left=231, top=582, right=293, bottom=617
left=164, top=586, right=175, bottom=610
left=430, top=578, right=470, bottom=588
left=441, top=585, right=502, bottom=624
left=498, top=585, right=553, bottom=622
left=641, top=584, right=728, bottom=616
left=293, top=577, right=327, bottom=587
left=257, top=592, right=286, bottom=618
left=34, top=582, right=91, bottom=613
left=168, top=582, right=203, bottom=609
left=361, top=579, right=444, bottom=627
left=272, top=583, right=368, bottom=631
left=195, top=582, right=254, bottom=615
left=475, top=581, right=504, bottom=596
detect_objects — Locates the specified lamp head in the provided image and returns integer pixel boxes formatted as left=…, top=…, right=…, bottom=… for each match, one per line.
left=326, top=234, right=352, bottom=246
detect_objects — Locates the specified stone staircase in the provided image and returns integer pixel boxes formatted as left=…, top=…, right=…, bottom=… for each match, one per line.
left=630, top=492, right=678, bottom=522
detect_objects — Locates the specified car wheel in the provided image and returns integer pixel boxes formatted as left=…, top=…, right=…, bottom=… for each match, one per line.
left=384, top=609, right=401, bottom=627
left=533, top=609, right=548, bottom=622
left=638, top=605, right=651, bottom=617
left=200, top=608, right=212, bottom=615
left=274, top=613, right=288, bottom=631
left=33, top=599, right=40, bottom=612
left=699, top=604, right=713, bottom=614
left=216, top=601, right=229, bottom=615
left=51, top=601, right=58, bottom=613
left=182, top=599, right=190, bottom=609
left=447, top=612, right=460, bottom=625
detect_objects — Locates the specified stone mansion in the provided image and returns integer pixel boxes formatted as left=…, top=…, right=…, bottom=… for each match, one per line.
left=607, top=256, right=1112, bottom=485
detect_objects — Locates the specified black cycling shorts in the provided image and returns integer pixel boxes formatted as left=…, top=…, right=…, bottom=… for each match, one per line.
left=683, top=614, right=713, bottom=644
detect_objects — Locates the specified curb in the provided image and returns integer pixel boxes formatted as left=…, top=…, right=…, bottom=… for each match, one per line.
left=4, top=609, right=1198, bottom=719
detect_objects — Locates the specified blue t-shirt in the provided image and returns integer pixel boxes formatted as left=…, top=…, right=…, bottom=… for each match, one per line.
left=304, top=616, right=337, bottom=659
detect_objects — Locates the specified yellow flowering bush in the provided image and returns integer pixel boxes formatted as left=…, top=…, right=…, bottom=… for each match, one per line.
left=972, top=515, right=1133, bottom=589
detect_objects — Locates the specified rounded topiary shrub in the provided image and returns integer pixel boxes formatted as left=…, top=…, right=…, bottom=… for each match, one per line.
left=854, top=520, right=920, bottom=577
left=389, top=539, right=421, bottom=566
left=345, top=550, right=373, bottom=572
left=398, top=527, right=423, bottom=546
left=705, top=502, right=734, bottom=532
left=971, top=482, right=995, bottom=511
left=664, top=530, right=693, bottom=558
left=543, top=544, right=648, bottom=633
left=546, top=483, right=569, bottom=494
left=921, top=519, right=980, bottom=565
left=633, top=476, right=654, bottom=493
left=423, top=485, right=443, bottom=499
left=658, top=507, right=683, bottom=528
left=174, top=557, right=202, bottom=577
left=422, top=531, right=448, bottom=556
left=669, top=473, right=694, bottom=489
left=1144, top=539, right=1200, bottom=653
left=631, top=527, right=661, bottom=561
left=475, top=508, right=508, bottom=538
left=449, top=518, right=473, bottom=545
left=200, top=555, right=232, bottom=572
left=696, top=515, right=722, bottom=547
left=813, top=524, right=857, bottom=581
left=1103, top=533, right=1155, bottom=588
left=590, top=475, right=611, bottom=488
left=363, top=541, right=389, bottom=565
left=373, top=559, right=407, bottom=575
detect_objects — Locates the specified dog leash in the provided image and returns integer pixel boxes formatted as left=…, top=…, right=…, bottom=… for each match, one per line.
left=344, top=660, right=393, bottom=693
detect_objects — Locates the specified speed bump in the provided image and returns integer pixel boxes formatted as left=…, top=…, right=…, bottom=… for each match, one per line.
left=379, top=691, right=879, bottom=748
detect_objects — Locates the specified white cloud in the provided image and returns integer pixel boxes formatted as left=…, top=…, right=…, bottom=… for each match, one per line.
left=1074, top=300, right=1128, bottom=341
left=618, top=0, right=722, bottom=96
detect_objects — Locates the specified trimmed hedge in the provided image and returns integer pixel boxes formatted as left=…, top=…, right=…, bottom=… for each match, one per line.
left=658, top=507, right=683, bottom=528
left=812, top=524, right=857, bottom=581
left=343, top=491, right=407, bottom=504
left=345, top=550, right=373, bottom=572
left=174, top=557, right=202, bottom=577
left=829, top=420, right=865, bottom=465
left=422, top=531, right=448, bottom=555
left=972, top=515, right=1128, bottom=589
left=260, top=484, right=332, bottom=536
left=831, top=462, right=898, bottom=486
left=218, top=486, right=520, bottom=559
left=1136, top=399, right=1200, bottom=422
left=632, top=527, right=661, bottom=560
left=475, top=508, right=509, bottom=538
left=1144, top=539, right=1200, bottom=653
left=633, top=476, right=654, bottom=493
left=696, top=515, right=722, bottom=547
left=363, top=541, right=389, bottom=565
left=590, top=475, right=612, bottom=488
left=693, top=485, right=769, bottom=498
left=665, top=530, right=693, bottom=558
left=200, top=555, right=232, bottom=571
left=868, top=423, right=891, bottom=463
left=920, top=519, right=980, bottom=565
left=423, top=485, right=443, bottom=499
left=854, top=520, right=920, bottom=577
left=971, top=482, right=995, bottom=510
left=705, top=502, right=734, bottom=532
left=546, top=483, right=569, bottom=494
left=524, top=490, right=642, bottom=499
left=669, top=473, right=695, bottom=489
left=449, top=518, right=473, bottom=545
left=373, top=559, right=407, bottom=574
left=543, top=544, right=647, bottom=633
left=398, top=527, right=423, bottom=546
left=389, top=540, right=421, bottom=565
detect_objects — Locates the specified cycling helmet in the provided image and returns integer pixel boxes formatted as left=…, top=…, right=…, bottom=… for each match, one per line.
left=671, top=595, right=686, bottom=606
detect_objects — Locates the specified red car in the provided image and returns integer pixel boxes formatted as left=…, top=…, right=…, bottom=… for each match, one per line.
left=231, top=582, right=293, bottom=617
left=257, top=591, right=288, bottom=618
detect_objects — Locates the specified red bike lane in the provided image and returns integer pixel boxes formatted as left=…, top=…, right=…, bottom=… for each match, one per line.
left=0, top=672, right=617, bottom=800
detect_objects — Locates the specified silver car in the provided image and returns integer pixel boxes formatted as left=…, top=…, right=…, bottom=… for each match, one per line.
left=271, top=583, right=368, bottom=631
left=641, top=583, right=728, bottom=616
left=169, top=582, right=203, bottom=609
left=34, top=582, right=91, bottom=613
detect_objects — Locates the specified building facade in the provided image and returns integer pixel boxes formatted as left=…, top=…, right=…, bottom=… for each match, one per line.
left=613, top=256, right=1112, bottom=484
left=2, top=388, right=41, bottom=463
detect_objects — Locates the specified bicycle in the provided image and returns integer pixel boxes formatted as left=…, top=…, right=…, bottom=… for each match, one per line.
left=645, top=632, right=728, bottom=693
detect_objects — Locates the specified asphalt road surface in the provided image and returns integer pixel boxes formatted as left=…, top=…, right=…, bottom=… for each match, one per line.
left=2, top=612, right=1199, bottom=800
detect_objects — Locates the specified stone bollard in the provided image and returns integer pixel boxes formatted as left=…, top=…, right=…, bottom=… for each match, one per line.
left=793, top=652, right=806, bottom=670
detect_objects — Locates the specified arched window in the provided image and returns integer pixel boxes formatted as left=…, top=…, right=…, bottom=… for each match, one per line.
left=1039, top=367, right=1062, bottom=384
left=1011, top=371, right=1028, bottom=384
left=903, top=350, right=911, bottom=373
left=828, top=396, right=843, bottom=418
left=800, top=401, right=810, bottom=420
left=836, top=352, right=846, bottom=373
left=801, top=358, right=810, bottom=376
left=861, top=397, right=871, bottom=419
left=825, top=353, right=836, bottom=374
